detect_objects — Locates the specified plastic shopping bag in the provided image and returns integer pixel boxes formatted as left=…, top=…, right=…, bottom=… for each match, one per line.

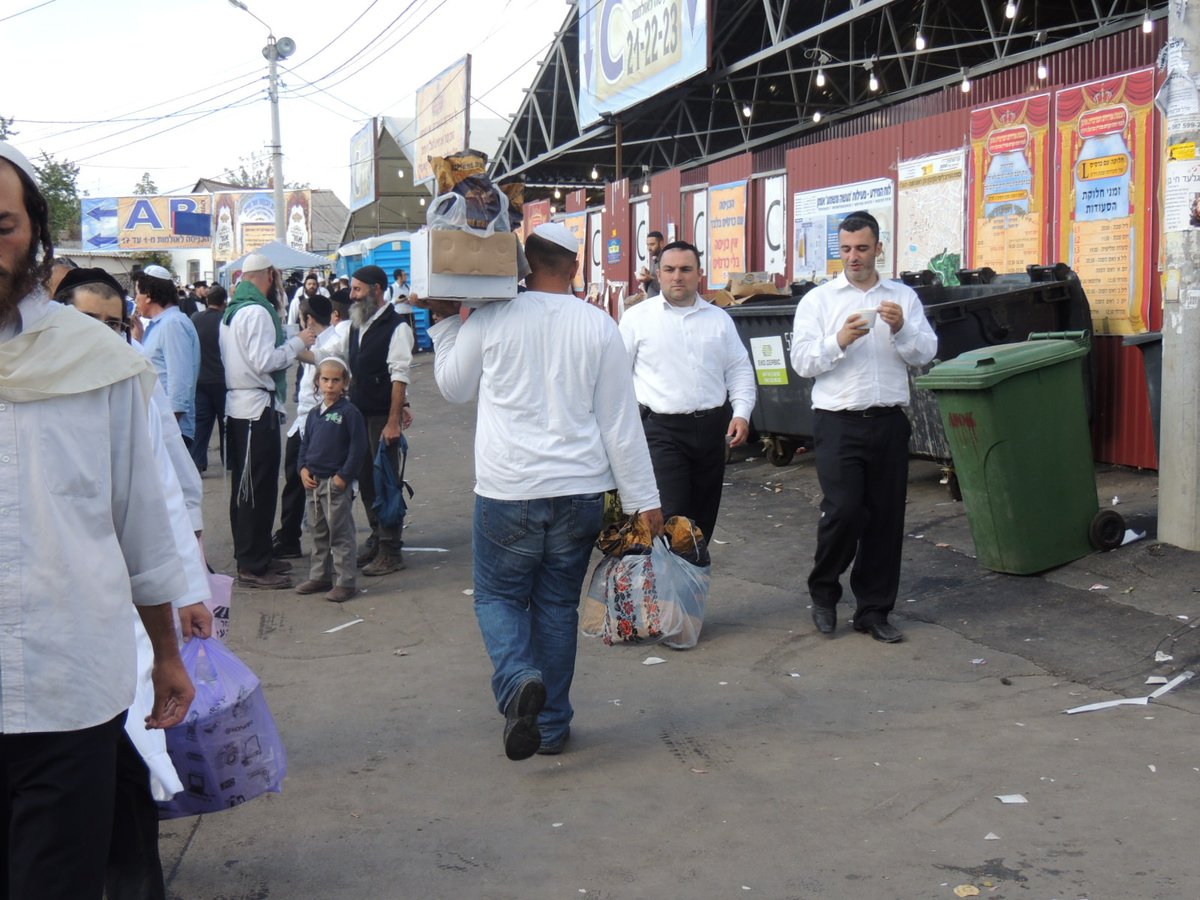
left=203, top=571, right=233, bottom=640
left=157, top=638, right=287, bottom=819
left=582, top=538, right=711, bottom=649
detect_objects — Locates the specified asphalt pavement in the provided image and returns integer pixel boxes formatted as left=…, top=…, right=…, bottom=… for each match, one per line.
left=161, top=355, right=1199, bottom=900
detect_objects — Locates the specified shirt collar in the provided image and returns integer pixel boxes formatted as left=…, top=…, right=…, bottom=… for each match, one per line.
left=656, top=294, right=711, bottom=313
left=0, top=288, right=52, bottom=342
left=830, top=271, right=884, bottom=295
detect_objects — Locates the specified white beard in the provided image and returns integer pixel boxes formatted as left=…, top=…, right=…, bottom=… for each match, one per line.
left=350, top=297, right=377, bottom=330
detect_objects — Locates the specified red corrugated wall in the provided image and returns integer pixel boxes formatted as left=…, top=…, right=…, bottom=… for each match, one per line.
left=648, top=168, right=682, bottom=239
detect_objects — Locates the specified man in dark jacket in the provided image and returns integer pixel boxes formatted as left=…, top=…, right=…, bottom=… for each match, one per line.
left=190, top=284, right=227, bottom=473
left=305, top=264, right=413, bottom=576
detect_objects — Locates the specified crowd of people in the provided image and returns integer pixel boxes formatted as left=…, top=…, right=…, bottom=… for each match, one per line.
left=3, top=129, right=937, bottom=896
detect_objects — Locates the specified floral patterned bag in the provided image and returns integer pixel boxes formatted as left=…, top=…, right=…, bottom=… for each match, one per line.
left=581, top=537, right=711, bottom=649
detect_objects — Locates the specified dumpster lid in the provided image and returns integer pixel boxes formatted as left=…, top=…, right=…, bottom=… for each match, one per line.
left=915, top=337, right=1088, bottom=391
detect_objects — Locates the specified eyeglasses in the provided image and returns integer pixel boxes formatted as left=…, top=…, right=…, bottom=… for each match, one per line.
left=81, top=312, right=128, bottom=333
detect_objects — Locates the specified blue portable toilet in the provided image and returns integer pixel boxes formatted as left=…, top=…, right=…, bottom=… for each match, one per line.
left=335, top=232, right=431, bottom=351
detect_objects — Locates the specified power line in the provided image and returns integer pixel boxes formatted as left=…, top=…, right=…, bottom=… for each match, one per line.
left=278, top=63, right=373, bottom=118
left=0, top=0, right=57, bottom=24
left=289, top=0, right=431, bottom=91
left=289, top=0, right=382, bottom=70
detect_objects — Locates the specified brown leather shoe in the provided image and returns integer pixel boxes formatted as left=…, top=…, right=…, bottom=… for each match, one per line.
left=295, top=579, right=333, bottom=595
left=268, top=558, right=293, bottom=574
left=356, top=535, right=379, bottom=566
left=325, top=585, right=358, bottom=603
left=362, top=547, right=406, bottom=577
left=237, top=570, right=293, bottom=590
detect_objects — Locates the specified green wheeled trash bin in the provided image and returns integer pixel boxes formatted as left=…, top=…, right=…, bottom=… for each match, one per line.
left=914, top=331, right=1124, bottom=574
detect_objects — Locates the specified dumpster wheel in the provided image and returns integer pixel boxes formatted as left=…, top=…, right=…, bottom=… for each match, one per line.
left=1089, top=508, right=1125, bottom=552
left=766, top=439, right=797, bottom=467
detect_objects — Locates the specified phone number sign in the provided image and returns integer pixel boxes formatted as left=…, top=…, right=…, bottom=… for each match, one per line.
left=579, top=0, right=709, bottom=127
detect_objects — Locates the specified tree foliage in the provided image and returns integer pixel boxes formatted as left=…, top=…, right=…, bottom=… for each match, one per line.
left=133, top=172, right=158, bottom=195
left=0, top=115, right=15, bottom=140
left=222, top=152, right=308, bottom=189
left=33, top=152, right=81, bottom=243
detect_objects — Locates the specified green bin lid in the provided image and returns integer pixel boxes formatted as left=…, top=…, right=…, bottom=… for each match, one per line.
left=915, top=338, right=1088, bottom=391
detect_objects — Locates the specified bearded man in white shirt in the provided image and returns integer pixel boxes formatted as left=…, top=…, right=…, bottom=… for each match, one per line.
left=619, top=240, right=756, bottom=544
left=421, top=223, right=664, bottom=761
left=789, top=211, right=937, bottom=644
left=220, top=253, right=316, bottom=589
left=0, top=142, right=195, bottom=900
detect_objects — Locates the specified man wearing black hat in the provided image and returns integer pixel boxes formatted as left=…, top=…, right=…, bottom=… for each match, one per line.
left=305, top=264, right=413, bottom=576
left=274, top=293, right=338, bottom=560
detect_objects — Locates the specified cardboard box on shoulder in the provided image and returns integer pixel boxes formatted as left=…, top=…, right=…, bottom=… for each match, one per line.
left=410, top=229, right=520, bottom=304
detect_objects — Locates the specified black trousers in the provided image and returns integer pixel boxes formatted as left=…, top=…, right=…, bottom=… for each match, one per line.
left=227, top=408, right=282, bottom=575
left=190, top=381, right=226, bottom=473
left=808, top=407, right=912, bottom=627
left=105, top=732, right=165, bottom=900
left=276, top=430, right=305, bottom=549
left=640, top=406, right=730, bottom=542
left=359, top=415, right=403, bottom=547
left=0, top=712, right=126, bottom=900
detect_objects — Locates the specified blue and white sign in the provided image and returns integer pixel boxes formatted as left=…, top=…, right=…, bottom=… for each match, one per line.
left=578, top=0, right=709, bottom=128
left=81, top=198, right=119, bottom=249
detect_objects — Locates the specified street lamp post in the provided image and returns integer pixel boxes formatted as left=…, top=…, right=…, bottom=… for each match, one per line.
left=228, top=0, right=295, bottom=242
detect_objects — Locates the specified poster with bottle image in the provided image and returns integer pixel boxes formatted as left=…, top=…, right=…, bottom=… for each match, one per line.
left=968, top=95, right=1052, bottom=273
left=1054, top=68, right=1154, bottom=335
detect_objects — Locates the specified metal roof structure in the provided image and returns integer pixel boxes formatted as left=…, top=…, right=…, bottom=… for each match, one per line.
left=490, top=0, right=1167, bottom=189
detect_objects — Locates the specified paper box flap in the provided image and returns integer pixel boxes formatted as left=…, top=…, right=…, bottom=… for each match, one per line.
left=727, top=271, right=786, bottom=298
left=431, top=230, right=518, bottom=277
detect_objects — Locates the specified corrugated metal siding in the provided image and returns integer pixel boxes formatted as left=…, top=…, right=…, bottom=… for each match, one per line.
left=1092, top=337, right=1158, bottom=469
left=649, top=168, right=682, bottom=238
left=603, top=179, right=633, bottom=316
left=565, top=188, right=587, bottom=214
left=750, top=177, right=766, bottom=270
left=681, top=166, right=709, bottom=188
left=706, top=153, right=752, bottom=187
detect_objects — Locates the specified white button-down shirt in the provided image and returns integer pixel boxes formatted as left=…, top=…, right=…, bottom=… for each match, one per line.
left=790, top=273, right=938, bottom=410
left=220, top=304, right=307, bottom=420
left=288, top=325, right=342, bottom=439
left=0, top=297, right=188, bottom=734
left=429, top=291, right=660, bottom=511
left=618, top=295, right=757, bottom=420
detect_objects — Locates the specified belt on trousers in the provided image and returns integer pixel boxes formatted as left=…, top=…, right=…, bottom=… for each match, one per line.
left=815, top=406, right=903, bottom=418
left=641, top=405, right=725, bottom=419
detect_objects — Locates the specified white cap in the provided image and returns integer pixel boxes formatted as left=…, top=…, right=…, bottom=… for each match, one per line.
left=531, top=222, right=579, bottom=253
left=142, top=264, right=172, bottom=280
left=242, top=252, right=273, bottom=274
left=0, top=141, right=37, bottom=185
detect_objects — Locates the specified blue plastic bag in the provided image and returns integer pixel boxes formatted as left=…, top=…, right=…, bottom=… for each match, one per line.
left=157, top=638, right=287, bottom=819
left=372, top=434, right=413, bottom=530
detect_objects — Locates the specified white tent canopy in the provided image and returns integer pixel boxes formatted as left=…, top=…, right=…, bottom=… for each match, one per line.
left=218, top=240, right=333, bottom=281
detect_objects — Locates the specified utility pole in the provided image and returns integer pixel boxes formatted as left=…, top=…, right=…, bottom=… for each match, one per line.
left=266, top=36, right=285, bottom=242
left=1159, top=3, right=1200, bottom=549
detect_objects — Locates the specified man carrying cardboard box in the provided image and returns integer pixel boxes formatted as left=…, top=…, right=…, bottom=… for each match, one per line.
left=420, top=223, right=663, bottom=760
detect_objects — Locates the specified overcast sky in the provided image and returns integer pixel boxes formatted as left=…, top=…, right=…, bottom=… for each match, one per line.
left=1, top=0, right=571, bottom=204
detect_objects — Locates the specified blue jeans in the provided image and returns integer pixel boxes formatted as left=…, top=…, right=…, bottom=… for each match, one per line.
left=472, top=493, right=604, bottom=746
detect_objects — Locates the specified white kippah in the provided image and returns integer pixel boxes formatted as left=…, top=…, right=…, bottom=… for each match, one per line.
left=242, top=252, right=273, bottom=273
left=532, top=222, right=579, bottom=253
left=142, top=264, right=173, bottom=280
left=0, top=141, right=38, bottom=184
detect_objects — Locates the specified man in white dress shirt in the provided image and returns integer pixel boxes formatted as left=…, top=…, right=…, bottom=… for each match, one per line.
left=789, top=211, right=937, bottom=643
left=220, top=253, right=316, bottom=589
left=423, top=223, right=663, bottom=761
left=0, top=141, right=195, bottom=900
left=619, top=240, right=755, bottom=544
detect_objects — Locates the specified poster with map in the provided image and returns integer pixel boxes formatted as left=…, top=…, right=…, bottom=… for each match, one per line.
left=897, top=150, right=965, bottom=285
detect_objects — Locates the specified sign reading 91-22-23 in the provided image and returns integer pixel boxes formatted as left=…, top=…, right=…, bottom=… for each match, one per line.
left=578, top=0, right=710, bottom=128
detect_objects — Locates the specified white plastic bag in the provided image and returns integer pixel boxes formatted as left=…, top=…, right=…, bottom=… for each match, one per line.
left=582, top=539, right=710, bottom=649
left=426, top=190, right=511, bottom=237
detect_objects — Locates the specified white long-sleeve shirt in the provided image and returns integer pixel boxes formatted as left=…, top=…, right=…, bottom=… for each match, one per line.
left=314, top=301, right=413, bottom=386
left=429, top=292, right=660, bottom=511
left=790, top=273, right=938, bottom=410
left=618, top=295, right=757, bottom=420
left=288, top=325, right=342, bottom=438
left=220, top=304, right=308, bottom=420
left=0, top=297, right=188, bottom=734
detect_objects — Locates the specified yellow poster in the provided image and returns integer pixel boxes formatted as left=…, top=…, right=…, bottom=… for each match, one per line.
left=1054, top=69, right=1154, bottom=335
left=968, top=95, right=1051, bottom=272
left=561, top=212, right=587, bottom=292
left=707, top=181, right=747, bottom=289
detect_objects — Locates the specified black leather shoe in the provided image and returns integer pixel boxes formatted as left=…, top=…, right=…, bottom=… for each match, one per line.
left=503, top=678, right=546, bottom=761
left=811, top=606, right=836, bottom=635
left=853, top=620, right=903, bottom=643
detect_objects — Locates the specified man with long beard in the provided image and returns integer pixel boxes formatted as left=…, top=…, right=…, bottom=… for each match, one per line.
left=0, top=141, right=195, bottom=898
left=305, top=264, right=413, bottom=576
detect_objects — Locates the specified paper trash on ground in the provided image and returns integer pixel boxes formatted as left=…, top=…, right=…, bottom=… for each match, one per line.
left=1121, top=529, right=1146, bottom=546
left=642, top=656, right=667, bottom=666
left=1064, top=672, right=1192, bottom=713
left=1155, top=651, right=1174, bottom=662
left=995, top=794, right=1028, bottom=804
left=984, top=832, right=1000, bottom=840
left=1145, top=676, right=1170, bottom=685
left=324, top=619, right=364, bottom=634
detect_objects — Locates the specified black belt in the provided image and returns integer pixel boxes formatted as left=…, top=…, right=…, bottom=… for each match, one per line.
left=816, top=406, right=903, bottom=418
left=641, top=405, right=725, bottom=419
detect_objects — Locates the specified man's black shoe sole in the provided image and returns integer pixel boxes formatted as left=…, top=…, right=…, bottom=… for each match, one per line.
left=503, top=679, right=546, bottom=761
